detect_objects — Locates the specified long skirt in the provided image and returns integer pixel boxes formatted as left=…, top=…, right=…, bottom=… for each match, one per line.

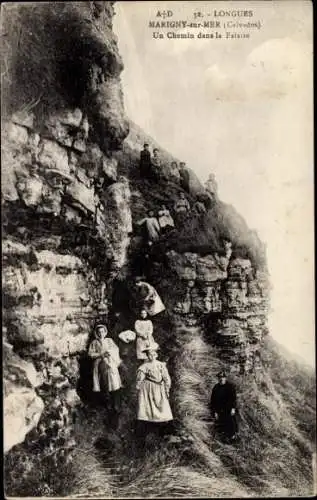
left=137, top=380, right=173, bottom=422
left=93, top=359, right=122, bottom=393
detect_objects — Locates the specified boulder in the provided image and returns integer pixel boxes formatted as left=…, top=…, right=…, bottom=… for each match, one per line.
left=4, top=386, right=44, bottom=453
left=102, top=156, right=118, bottom=183
left=76, top=167, right=94, bottom=188
left=64, top=388, right=81, bottom=407
left=7, top=312, right=45, bottom=346
left=38, top=139, right=70, bottom=176
left=66, top=178, right=95, bottom=214
left=1, top=166, right=19, bottom=202
left=16, top=173, right=44, bottom=207
left=11, top=110, right=35, bottom=129
left=3, top=344, right=42, bottom=388
left=88, top=75, right=129, bottom=152
left=73, top=138, right=87, bottom=152
left=57, top=108, right=83, bottom=128
left=5, top=122, right=29, bottom=145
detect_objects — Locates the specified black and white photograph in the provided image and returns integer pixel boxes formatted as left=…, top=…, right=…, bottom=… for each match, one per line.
left=1, top=1, right=315, bottom=497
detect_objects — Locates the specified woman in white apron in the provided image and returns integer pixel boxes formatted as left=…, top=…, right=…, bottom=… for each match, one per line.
left=88, top=324, right=122, bottom=416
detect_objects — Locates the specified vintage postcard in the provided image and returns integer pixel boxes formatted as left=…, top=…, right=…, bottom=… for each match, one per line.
left=2, top=1, right=315, bottom=498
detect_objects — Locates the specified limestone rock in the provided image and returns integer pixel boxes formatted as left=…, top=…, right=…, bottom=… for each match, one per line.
left=4, top=386, right=44, bottom=453
left=4, top=344, right=42, bottom=389
left=36, top=250, right=84, bottom=271
left=2, top=239, right=30, bottom=259
left=7, top=311, right=45, bottom=346
left=38, top=182, right=63, bottom=215
left=196, top=255, right=227, bottom=282
left=5, top=122, right=29, bottom=145
left=227, top=258, right=253, bottom=280
left=173, top=286, right=192, bottom=314
left=11, top=110, right=35, bottom=129
left=63, top=205, right=82, bottom=225
left=102, top=179, right=132, bottom=268
left=28, top=131, right=41, bottom=149
left=166, top=251, right=197, bottom=281
left=191, top=283, right=222, bottom=314
left=57, top=108, right=83, bottom=128
left=102, top=156, right=118, bottom=183
left=222, top=280, right=248, bottom=312
left=38, top=139, right=70, bottom=175
left=66, top=178, right=95, bottom=214
left=44, top=120, right=72, bottom=147
left=89, top=75, right=129, bottom=152
left=16, top=173, right=44, bottom=207
left=64, top=388, right=81, bottom=407
left=80, top=144, right=103, bottom=177
left=73, top=139, right=86, bottom=152
left=1, top=166, right=19, bottom=202
left=76, top=167, right=94, bottom=189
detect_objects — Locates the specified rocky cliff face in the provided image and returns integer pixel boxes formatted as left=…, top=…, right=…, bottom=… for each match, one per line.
left=2, top=1, right=132, bottom=452
left=2, top=1, right=269, bottom=457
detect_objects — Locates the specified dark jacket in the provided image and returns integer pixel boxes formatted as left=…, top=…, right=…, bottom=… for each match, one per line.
left=139, top=150, right=151, bottom=171
left=210, top=381, right=237, bottom=415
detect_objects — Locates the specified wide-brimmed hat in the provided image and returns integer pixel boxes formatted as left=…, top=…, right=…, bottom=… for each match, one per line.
left=142, top=341, right=159, bottom=353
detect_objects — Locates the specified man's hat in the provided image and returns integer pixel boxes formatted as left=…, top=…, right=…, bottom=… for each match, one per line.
left=217, top=371, right=227, bottom=378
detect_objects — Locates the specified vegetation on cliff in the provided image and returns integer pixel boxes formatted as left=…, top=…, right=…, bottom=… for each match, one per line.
left=2, top=2, right=314, bottom=498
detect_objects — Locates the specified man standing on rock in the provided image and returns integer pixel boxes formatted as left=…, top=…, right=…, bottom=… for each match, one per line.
left=210, top=371, right=239, bottom=442
left=139, top=143, right=152, bottom=178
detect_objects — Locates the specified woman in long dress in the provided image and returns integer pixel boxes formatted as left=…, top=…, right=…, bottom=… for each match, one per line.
left=135, top=310, right=155, bottom=361
left=136, top=344, right=173, bottom=442
left=88, top=324, right=122, bottom=415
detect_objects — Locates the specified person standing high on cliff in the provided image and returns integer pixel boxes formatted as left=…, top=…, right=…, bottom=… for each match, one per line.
left=139, top=143, right=152, bottom=178
left=210, top=371, right=239, bottom=442
left=178, top=162, right=190, bottom=191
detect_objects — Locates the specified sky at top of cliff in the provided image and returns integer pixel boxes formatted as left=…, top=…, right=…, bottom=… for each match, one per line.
left=113, top=1, right=314, bottom=367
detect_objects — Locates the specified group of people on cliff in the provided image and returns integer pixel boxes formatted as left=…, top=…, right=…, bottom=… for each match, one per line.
left=86, top=277, right=174, bottom=440
left=84, top=275, right=239, bottom=443
left=137, top=144, right=210, bottom=248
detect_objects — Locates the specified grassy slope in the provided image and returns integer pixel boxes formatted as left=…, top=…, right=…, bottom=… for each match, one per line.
left=56, top=325, right=314, bottom=498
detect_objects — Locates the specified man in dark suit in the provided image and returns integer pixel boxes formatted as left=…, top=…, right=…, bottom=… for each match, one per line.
left=210, top=371, right=239, bottom=442
left=139, top=143, right=152, bottom=178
